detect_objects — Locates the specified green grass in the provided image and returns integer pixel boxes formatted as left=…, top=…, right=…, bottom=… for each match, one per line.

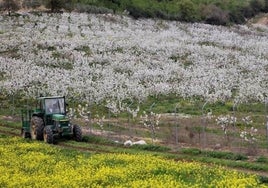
left=180, top=148, right=248, bottom=160
left=1, top=92, right=266, bottom=118
left=0, top=117, right=21, bottom=129
left=132, top=94, right=266, bottom=117
left=198, top=156, right=268, bottom=172
left=131, top=144, right=170, bottom=152
left=82, top=135, right=117, bottom=145
left=256, top=156, right=268, bottom=164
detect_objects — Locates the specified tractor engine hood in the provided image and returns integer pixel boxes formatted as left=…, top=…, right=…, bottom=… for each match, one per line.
left=52, top=114, right=68, bottom=121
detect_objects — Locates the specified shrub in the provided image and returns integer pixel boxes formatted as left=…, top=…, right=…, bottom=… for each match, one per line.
left=259, top=176, right=268, bottom=184
left=205, top=151, right=248, bottom=161
left=75, top=4, right=113, bottom=14
left=132, top=144, right=171, bottom=152
left=22, top=0, right=42, bottom=9
left=0, top=0, right=20, bottom=13
left=229, top=9, right=246, bottom=24
left=181, top=148, right=248, bottom=161
left=256, top=156, right=268, bottom=163
left=250, top=0, right=265, bottom=13
left=232, top=0, right=266, bottom=22
left=45, top=0, right=66, bottom=12
left=240, top=5, right=255, bottom=18
left=154, top=9, right=170, bottom=20
left=265, top=0, right=268, bottom=12
left=201, top=4, right=229, bottom=25
left=181, top=148, right=201, bottom=155
left=127, top=4, right=152, bottom=19
left=178, top=0, right=198, bottom=22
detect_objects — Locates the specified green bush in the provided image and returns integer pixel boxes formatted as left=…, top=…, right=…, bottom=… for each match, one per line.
left=127, top=4, right=151, bottom=19
left=265, top=0, right=268, bottom=11
left=181, top=148, right=248, bottom=161
left=204, top=151, right=248, bottom=161
left=250, top=0, right=265, bottom=13
left=229, top=13, right=245, bottom=25
left=48, top=0, right=64, bottom=12
left=132, top=144, right=171, bottom=152
left=259, top=176, right=268, bottom=184
left=181, top=148, right=202, bottom=155
left=0, top=0, right=20, bottom=12
left=256, top=156, right=268, bottom=163
left=201, top=4, right=229, bottom=25
left=178, top=0, right=199, bottom=22
left=82, top=135, right=116, bottom=145
left=22, top=0, right=42, bottom=9
left=75, top=4, right=113, bottom=14
left=240, top=6, right=254, bottom=19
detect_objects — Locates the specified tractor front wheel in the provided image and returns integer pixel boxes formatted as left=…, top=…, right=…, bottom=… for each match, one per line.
left=30, top=116, right=44, bottom=140
left=44, top=126, right=54, bottom=144
left=73, top=124, right=82, bottom=142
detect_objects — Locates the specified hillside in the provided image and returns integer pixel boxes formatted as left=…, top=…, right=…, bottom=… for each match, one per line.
left=0, top=6, right=268, bottom=187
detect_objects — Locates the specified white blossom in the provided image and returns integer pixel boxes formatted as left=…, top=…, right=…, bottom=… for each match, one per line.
left=0, top=13, right=267, bottom=104
left=240, top=126, right=258, bottom=144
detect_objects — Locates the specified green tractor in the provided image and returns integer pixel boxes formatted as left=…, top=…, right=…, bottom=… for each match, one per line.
left=21, top=96, right=82, bottom=144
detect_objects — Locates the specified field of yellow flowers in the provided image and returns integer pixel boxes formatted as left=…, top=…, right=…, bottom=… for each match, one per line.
left=0, top=136, right=266, bottom=188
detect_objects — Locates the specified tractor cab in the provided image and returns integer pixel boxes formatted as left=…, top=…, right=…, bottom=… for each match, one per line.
left=43, top=97, right=66, bottom=115
left=40, top=97, right=67, bottom=126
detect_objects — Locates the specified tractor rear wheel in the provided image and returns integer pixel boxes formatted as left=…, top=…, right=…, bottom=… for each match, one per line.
left=44, top=126, right=53, bottom=144
left=30, top=116, right=44, bottom=140
left=73, top=124, right=82, bottom=142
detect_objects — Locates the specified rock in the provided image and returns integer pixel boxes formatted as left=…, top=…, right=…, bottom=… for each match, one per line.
left=214, top=143, right=221, bottom=150
left=124, top=140, right=133, bottom=146
left=133, top=140, right=146, bottom=145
